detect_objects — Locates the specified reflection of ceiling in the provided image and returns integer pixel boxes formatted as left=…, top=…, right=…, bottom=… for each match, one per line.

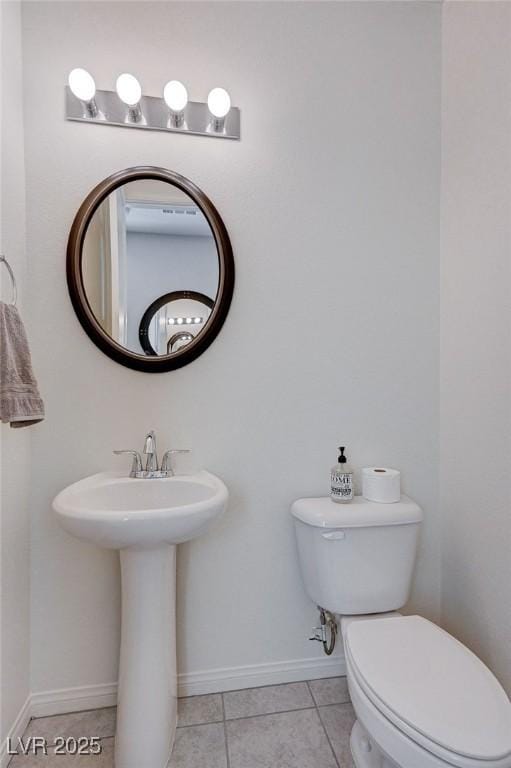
left=123, top=179, right=192, bottom=205
left=126, top=203, right=213, bottom=237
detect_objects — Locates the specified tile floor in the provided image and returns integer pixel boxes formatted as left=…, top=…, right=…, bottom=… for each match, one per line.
left=8, top=677, right=355, bottom=767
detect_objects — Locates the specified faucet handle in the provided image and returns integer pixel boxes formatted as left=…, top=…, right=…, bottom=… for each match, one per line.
left=113, top=450, right=143, bottom=477
left=161, top=449, right=191, bottom=474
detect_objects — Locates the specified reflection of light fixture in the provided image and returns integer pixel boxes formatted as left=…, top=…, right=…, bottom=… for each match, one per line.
left=163, top=80, right=188, bottom=127
left=168, top=331, right=194, bottom=354
left=207, top=87, right=231, bottom=132
left=116, top=73, right=144, bottom=122
left=68, top=68, right=98, bottom=117
left=168, top=316, right=203, bottom=326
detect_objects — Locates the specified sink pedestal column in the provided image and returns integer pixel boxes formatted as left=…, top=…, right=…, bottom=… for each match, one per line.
left=115, top=545, right=177, bottom=768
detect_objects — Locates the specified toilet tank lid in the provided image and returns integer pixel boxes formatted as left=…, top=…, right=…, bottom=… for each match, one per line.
left=290, top=495, right=422, bottom=528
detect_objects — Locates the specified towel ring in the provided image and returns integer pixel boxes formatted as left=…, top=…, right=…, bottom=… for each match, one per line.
left=0, top=255, right=17, bottom=306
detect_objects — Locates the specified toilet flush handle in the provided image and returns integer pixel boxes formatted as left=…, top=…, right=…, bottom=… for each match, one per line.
left=321, top=530, right=345, bottom=540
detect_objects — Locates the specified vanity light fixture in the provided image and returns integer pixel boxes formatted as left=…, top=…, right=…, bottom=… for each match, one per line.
left=163, top=80, right=188, bottom=127
left=66, top=71, right=240, bottom=140
left=68, top=68, right=99, bottom=118
left=115, top=73, right=144, bottom=123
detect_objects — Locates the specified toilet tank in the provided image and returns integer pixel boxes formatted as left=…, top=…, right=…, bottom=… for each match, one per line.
left=291, top=496, right=422, bottom=615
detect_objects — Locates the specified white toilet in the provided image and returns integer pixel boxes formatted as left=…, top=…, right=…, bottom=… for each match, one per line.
left=291, top=495, right=511, bottom=768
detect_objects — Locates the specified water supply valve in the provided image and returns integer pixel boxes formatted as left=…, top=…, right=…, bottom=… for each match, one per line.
left=309, top=625, right=328, bottom=643
left=309, top=607, right=337, bottom=656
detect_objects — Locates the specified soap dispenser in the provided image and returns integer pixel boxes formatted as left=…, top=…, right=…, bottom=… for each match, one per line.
left=330, top=447, right=354, bottom=503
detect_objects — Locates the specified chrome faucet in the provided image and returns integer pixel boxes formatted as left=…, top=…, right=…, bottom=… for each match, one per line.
left=143, top=430, right=159, bottom=473
left=114, top=430, right=190, bottom=478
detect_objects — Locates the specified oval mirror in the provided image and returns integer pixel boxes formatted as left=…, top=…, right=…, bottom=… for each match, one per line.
left=67, top=167, right=234, bottom=372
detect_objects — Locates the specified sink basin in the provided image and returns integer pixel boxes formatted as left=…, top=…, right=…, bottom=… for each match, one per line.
left=53, top=470, right=228, bottom=549
left=52, top=468, right=228, bottom=768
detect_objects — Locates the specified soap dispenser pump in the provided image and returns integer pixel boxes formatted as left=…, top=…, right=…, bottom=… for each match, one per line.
left=330, top=446, right=354, bottom=503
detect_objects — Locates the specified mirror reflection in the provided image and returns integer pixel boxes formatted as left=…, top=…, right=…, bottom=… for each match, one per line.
left=82, top=179, right=219, bottom=356
left=139, top=291, right=214, bottom=356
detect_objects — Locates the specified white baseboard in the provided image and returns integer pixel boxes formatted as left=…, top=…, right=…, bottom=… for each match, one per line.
left=30, top=682, right=118, bottom=718
left=1, top=653, right=346, bottom=760
left=0, top=695, right=31, bottom=768
left=177, top=654, right=346, bottom=697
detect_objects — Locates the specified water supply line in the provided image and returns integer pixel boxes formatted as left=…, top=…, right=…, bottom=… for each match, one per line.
left=309, top=607, right=337, bottom=656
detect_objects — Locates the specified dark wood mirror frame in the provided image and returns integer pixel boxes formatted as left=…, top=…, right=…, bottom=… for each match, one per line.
left=67, top=166, right=234, bottom=373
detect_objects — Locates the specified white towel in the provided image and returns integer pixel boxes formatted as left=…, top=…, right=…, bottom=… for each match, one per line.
left=0, top=301, right=44, bottom=428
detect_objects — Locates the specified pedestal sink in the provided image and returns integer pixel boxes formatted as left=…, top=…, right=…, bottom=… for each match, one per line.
left=53, top=470, right=228, bottom=768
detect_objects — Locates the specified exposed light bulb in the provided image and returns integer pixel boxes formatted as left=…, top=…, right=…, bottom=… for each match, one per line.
left=207, top=87, right=231, bottom=119
left=177, top=318, right=184, bottom=325
left=116, top=73, right=141, bottom=106
left=168, top=318, right=175, bottom=325
left=68, top=68, right=96, bottom=102
left=163, top=80, right=188, bottom=113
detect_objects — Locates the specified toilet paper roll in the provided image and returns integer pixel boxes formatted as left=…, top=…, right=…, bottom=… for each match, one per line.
left=362, top=467, right=401, bottom=503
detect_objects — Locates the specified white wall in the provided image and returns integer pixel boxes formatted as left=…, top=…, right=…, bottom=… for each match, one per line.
left=21, top=1, right=441, bottom=696
left=0, top=0, right=31, bottom=742
left=440, top=1, right=511, bottom=695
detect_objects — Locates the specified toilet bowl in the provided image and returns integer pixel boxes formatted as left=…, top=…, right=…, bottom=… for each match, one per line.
left=290, top=495, right=511, bottom=768
left=343, top=615, right=511, bottom=768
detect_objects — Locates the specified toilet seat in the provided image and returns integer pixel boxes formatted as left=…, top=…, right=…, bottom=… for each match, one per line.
left=345, top=616, right=511, bottom=768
